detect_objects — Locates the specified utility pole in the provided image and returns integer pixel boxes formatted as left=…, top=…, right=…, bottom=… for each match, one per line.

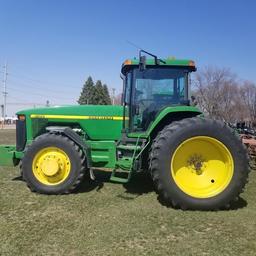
left=0, top=104, right=3, bottom=129
left=2, top=63, right=8, bottom=122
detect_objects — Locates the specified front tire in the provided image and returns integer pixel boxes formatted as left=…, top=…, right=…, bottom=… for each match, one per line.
left=22, top=133, right=87, bottom=194
left=150, top=118, right=249, bottom=210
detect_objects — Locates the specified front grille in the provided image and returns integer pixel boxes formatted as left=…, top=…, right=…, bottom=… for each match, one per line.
left=16, top=120, right=27, bottom=151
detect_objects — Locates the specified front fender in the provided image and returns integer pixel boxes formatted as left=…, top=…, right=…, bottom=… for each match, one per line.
left=46, top=126, right=92, bottom=168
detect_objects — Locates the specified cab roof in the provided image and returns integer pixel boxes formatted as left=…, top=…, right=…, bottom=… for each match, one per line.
left=121, top=58, right=196, bottom=74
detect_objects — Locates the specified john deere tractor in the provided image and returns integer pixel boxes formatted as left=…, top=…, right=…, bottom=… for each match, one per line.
left=0, top=51, right=249, bottom=210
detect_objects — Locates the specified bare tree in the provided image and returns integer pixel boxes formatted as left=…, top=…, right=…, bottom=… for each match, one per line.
left=240, top=81, right=256, bottom=125
left=114, top=93, right=122, bottom=105
left=193, top=66, right=241, bottom=122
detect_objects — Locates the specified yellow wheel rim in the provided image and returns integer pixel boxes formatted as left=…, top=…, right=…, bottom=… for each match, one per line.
left=171, top=136, right=234, bottom=198
left=32, top=147, right=71, bottom=185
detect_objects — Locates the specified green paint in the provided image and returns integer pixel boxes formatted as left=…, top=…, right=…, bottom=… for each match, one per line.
left=17, top=105, right=124, bottom=141
left=128, top=106, right=201, bottom=138
left=122, top=58, right=195, bottom=74
left=124, top=58, right=194, bottom=66
left=15, top=105, right=200, bottom=169
left=86, top=140, right=116, bottom=168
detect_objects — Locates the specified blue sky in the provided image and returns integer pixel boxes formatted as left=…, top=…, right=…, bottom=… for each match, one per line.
left=0, top=0, right=255, bottom=116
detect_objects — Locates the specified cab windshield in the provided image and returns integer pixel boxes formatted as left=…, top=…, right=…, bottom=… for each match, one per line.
left=131, top=68, right=189, bottom=131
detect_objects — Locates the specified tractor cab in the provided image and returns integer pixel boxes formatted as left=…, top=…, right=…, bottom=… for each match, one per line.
left=121, top=51, right=196, bottom=132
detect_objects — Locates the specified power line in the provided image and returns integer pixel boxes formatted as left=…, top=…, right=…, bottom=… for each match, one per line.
left=8, top=95, right=45, bottom=106
left=6, top=70, right=81, bottom=101
left=7, top=102, right=45, bottom=106
left=8, top=77, right=76, bottom=95
left=7, top=85, right=74, bottom=101
left=0, top=63, right=84, bottom=116
left=7, top=69, right=82, bottom=91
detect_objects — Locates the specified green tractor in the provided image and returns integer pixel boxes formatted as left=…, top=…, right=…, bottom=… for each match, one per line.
left=0, top=51, right=249, bottom=210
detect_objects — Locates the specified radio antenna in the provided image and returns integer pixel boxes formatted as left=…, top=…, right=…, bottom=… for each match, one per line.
left=126, top=40, right=166, bottom=65
left=126, top=40, right=143, bottom=50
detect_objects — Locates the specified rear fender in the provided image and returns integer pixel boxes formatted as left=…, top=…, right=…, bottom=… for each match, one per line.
left=147, top=107, right=202, bottom=138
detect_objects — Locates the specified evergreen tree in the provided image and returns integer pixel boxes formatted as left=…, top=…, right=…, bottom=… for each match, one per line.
left=103, top=84, right=112, bottom=105
left=78, top=77, right=112, bottom=105
left=78, top=76, right=95, bottom=104
left=94, top=80, right=105, bottom=105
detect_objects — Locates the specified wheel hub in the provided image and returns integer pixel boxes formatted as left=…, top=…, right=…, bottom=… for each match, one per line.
left=32, top=147, right=71, bottom=185
left=187, top=154, right=205, bottom=175
left=171, top=136, right=234, bottom=198
left=41, top=157, right=60, bottom=176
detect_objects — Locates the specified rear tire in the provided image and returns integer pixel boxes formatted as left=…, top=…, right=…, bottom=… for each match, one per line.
left=22, top=133, right=87, bottom=194
left=150, top=118, right=249, bottom=210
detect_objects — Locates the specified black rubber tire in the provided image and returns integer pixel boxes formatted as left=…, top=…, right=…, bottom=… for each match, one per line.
left=149, top=117, right=250, bottom=210
left=22, top=133, right=87, bottom=194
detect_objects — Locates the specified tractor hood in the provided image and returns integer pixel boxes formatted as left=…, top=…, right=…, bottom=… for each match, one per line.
left=17, top=105, right=124, bottom=140
left=16, top=105, right=123, bottom=118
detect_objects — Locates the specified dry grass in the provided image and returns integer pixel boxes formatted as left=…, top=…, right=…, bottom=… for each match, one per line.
left=0, top=129, right=256, bottom=255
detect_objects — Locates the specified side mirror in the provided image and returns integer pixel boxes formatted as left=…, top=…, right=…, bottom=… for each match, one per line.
left=190, top=96, right=197, bottom=106
left=139, top=55, right=146, bottom=71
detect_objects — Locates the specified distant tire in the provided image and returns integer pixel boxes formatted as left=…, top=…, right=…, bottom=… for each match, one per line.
left=150, top=118, right=249, bottom=210
left=22, top=133, right=87, bottom=194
